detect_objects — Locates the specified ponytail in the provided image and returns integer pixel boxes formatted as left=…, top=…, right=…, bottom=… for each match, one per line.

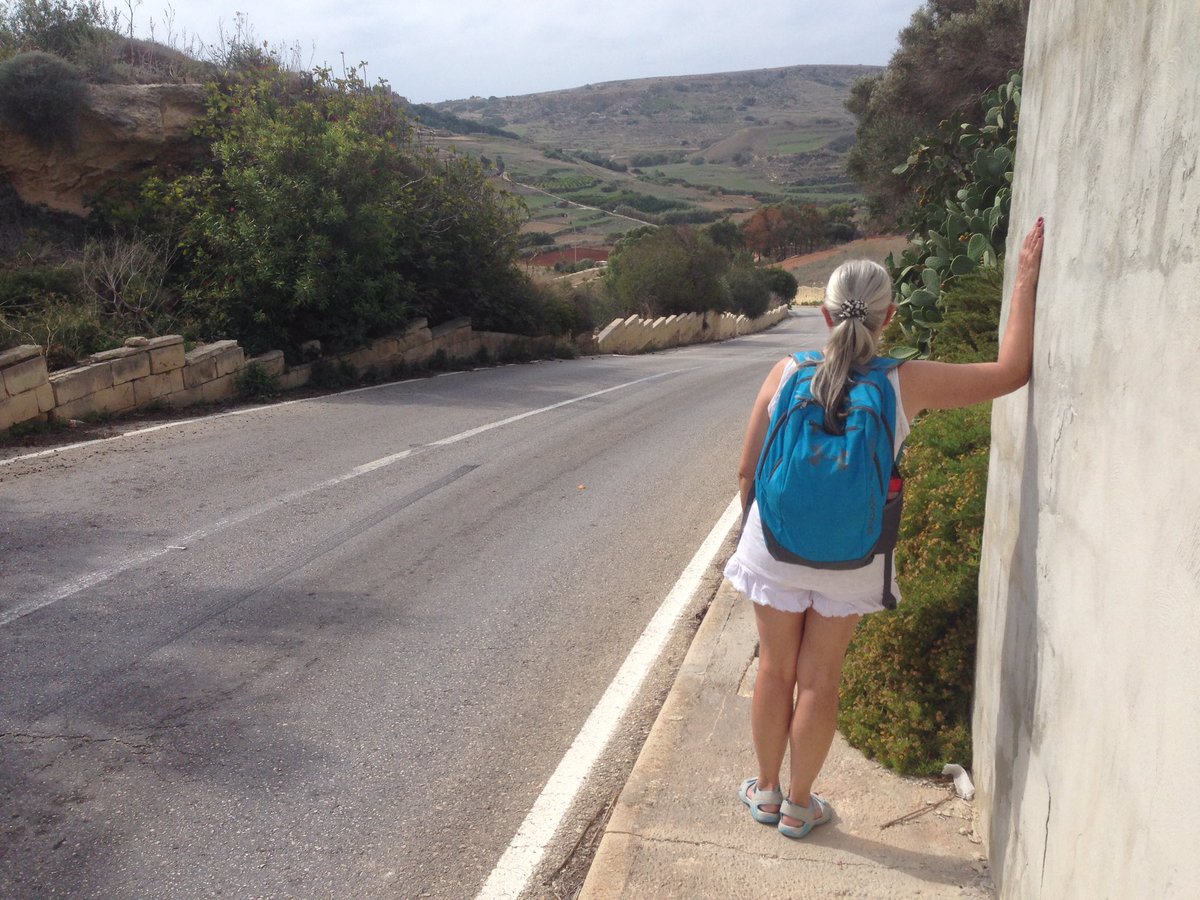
left=811, top=260, right=893, bottom=433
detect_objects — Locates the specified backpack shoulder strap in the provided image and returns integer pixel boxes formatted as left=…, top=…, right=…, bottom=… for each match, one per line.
left=866, top=355, right=905, bottom=373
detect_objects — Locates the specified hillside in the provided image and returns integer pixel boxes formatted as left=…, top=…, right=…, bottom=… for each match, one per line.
left=426, top=64, right=877, bottom=249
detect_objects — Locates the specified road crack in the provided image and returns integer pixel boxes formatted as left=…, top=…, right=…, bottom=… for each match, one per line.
left=2, top=731, right=154, bottom=752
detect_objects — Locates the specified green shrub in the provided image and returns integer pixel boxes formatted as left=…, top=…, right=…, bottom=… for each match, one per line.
left=0, top=293, right=111, bottom=367
left=761, top=267, right=798, bottom=302
left=723, top=266, right=771, bottom=318
left=606, top=226, right=729, bottom=316
left=552, top=339, right=580, bottom=359
left=497, top=342, right=534, bottom=365
left=0, top=1, right=114, bottom=63
left=838, top=270, right=1002, bottom=774
left=0, top=264, right=83, bottom=310
left=0, top=50, right=87, bottom=148
left=119, top=65, right=527, bottom=358
left=308, top=357, right=358, bottom=390
left=235, top=362, right=279, bottom=401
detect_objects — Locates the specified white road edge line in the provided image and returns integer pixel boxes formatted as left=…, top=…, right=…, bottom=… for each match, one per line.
left=0, top=370, right=682, bottom=629
left=475, top=494, right=742, bottom=900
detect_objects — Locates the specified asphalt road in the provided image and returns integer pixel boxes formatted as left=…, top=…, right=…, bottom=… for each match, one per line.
left=0, top=311, right=825, bottom=899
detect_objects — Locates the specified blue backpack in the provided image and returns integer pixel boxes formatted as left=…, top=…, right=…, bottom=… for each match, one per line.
left=753, top=351, right=904, bottom=608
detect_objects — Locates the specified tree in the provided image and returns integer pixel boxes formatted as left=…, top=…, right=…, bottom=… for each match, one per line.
left=845, top=0, right=1030, bottom=224
left=761, top=267, right=798, bottom=302
left=742, top=203, right=825, bottom=260
left=722, top=265, right=771, bottom=318
left=743, top=206, right=790, bottom=260
left=706, top=218, right=744, bottom=252
left=605, top=227, right=729, bottom=316
left=124, top=65, right=527, bottom=356
left=783, top=203, right=824, bottom=255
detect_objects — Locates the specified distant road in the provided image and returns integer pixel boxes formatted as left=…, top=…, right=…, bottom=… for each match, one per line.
left=0, top=312, right=824, bottom=898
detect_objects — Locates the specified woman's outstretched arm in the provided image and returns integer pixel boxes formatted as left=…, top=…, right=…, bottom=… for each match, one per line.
left=899, top=218, right=1045, bottom=419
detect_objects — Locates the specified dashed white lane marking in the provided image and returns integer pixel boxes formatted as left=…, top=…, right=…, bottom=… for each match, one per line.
left=475, top=495, right=742, bottom=900
left=0, top=370, right=682, bottom=628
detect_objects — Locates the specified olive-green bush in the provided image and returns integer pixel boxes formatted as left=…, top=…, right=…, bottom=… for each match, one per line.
left=838, top=269, right=1002, bottom=773
left=0, top=49, right=87, bottom=148
left=0, top=1, right=113, bottom=66
left=105, top=65, right=544, bottom=359
left=722, top=265, right=772, bottom=319
left=0, top=292, right=112, bottom=368
left=761, top=267, right=799, bottom=302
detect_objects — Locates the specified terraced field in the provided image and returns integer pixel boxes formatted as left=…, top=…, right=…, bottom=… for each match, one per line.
left=426, top=64, right=876, bottom=249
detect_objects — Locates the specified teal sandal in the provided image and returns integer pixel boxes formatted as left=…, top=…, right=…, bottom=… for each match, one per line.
left=778, top=794, right=832, bottom=839
left=739, top=777, right=784, bottom=825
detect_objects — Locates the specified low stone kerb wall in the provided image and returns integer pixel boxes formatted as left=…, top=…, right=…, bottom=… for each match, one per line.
left=595, top=304, right=789, bottom=354
left=2, top=304, right=792, bottom=433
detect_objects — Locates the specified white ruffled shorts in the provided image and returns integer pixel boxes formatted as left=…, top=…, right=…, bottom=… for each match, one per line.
left=723, top=501, right=900, bottom=618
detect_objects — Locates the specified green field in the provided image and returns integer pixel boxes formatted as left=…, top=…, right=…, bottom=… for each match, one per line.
left=650, top=163, right=785, bottom=196
left=429, top=65, right=871, bottom=248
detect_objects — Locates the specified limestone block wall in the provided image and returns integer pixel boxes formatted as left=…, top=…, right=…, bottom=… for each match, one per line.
left=0, top=345, right=55, bottom=431
left=974, top=2, right=1200, bottom=897
left=2, top=303, right=789, bottom=432
left=273, top=318, right=545, bottom=392
left=595, top=304, right=788, bottom=354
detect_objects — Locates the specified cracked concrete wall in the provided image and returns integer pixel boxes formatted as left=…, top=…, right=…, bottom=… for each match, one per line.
left=973, top=1, right=1200, bottom=897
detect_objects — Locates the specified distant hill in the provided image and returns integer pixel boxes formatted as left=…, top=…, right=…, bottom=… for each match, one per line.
left=431, top=64, right=879, bottom=197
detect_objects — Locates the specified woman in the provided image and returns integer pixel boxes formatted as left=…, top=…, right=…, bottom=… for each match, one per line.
left=727, top=218, right=1045, bottom=839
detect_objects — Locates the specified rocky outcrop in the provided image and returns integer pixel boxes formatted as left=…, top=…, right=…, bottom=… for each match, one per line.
left=0, top=82, right=207, bottom=215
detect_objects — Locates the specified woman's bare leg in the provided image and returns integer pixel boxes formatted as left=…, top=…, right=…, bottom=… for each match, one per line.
left=784, top=609, right=860, bottom=822
left=750, top=602, right=806, bottom=810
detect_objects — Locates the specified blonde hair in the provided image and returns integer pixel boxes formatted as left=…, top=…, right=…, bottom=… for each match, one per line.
left=811, top=259, right=893, bottom=432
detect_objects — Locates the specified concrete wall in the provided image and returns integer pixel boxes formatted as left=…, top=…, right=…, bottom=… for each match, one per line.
left=974, top=2, right=1200, bottom=897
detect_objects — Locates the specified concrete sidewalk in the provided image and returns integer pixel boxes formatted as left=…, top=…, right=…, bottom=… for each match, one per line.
left=580, top=579, right=995, bottom=899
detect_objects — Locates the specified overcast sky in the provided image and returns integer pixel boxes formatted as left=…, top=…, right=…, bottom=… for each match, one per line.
left=129, top=1, right=926, bottom=104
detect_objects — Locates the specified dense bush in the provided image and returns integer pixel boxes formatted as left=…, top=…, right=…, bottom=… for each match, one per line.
left=722, top=265, right=772, bottom=318
left=0, top=0, right=113, bottom=65
left=605, top=227, right=729, bottom=316
left=838, top=269, right=1002, bottom=773
left=566, top=280, right=624, bottom=333
left=0, top=292, right=111, bottom=367
left=0, top=263, right=81, bottom=310
left=107, top=66, right=534, bottom=358
left=0, top=49, right=87, bottom=147
left=845, top=0, right=1029, bottom=224
left=761, top=267, right=798, bottom=302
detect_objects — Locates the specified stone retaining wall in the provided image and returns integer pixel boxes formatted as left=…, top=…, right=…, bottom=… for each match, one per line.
left=595, top=305, right=789, bottom=354
left=2, top=304, right=791, bottom=433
